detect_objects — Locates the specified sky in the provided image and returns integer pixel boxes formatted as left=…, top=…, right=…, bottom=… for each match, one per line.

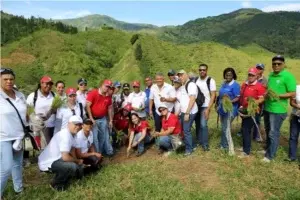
left=1, top=1, right=300, bottom=26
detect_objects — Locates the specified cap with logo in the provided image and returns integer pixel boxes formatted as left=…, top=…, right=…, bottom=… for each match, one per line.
left=114, top=81, right=121, bottom=88
left=168, top=69, right=176, bottom=76
left=40, top=76, right=53, bottom=84
left=123, top=103, right=133, bottom=112
left=68, top=115, right=83, bottom=124
left=66, top=87, right=77, bottom=96
left=123, top=83, right=130, bottom=90
left=103, top=79, right=113, bottom=87
left=78, top=78, right=87, bottom=85
left=256, top=63, right=265, bottom=70
left=132, top=81, right=140, bottom=87
left=177, top=69, right=187, bottom=75
left=248, top=67, right=258, bottom=75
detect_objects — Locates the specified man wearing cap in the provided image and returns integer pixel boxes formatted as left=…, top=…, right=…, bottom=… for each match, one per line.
left=115, top=83, right=131, bottom=112
left=54, top=88, right=86, bottom=134
left=128, top=80, right=147, bottom=119
left=76, top=78, right=88, bottom=109
left=144, top=77, right=154, bottom=116
left=75, top=119, right=102, bottom=173
left=27, top=75, right=56, bottom=147
left=152, top=103, right=182, bottom=156
left=262, top=55, right=296, bottom=163
left=177, top=70, right=198, bottom=156
left=194, top=63, right=217, bottom=151
left=173, top=76, right=182, bottom=116
left=38, top=116, right=84, bottom=191
left=113, top=81, right=121, bottom=95
left=256, top=64, right=268, bottom=86
left=167, top=69, right=176, bottom=85
left=238, top=67, right=266, bottom=158
left=149, top=72, right=176, bottom=132
left=86, top=80, right=114, bottom=156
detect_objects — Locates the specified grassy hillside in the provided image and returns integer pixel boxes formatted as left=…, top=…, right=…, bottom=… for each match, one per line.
left=59, top=14, right=158, bottom=31
left=1, top=29, right=300, bottom=95
left=160, top=9, right=300, bottom=58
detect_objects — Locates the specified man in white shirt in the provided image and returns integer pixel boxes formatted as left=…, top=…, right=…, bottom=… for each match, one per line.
left=149, top=73, right=176, bottom=132
left=128, top=81, right=147, bottom=119
left=38, top=116, right=83, bottom=191
left=178, top=70, right=198, bottom=156
left=195, top=64, right=217, bottom=151
left=75, top=119, right=102, bottom=173
left=173, top=76, right=182, bottom=116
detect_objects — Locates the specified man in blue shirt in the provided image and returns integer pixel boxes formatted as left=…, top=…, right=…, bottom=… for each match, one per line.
left=144, top=77, right=154, bottom=117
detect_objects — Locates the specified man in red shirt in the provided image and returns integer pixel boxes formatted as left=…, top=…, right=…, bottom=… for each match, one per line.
left=152, top=104, right=183, bottom=156
left=86, top=80, right=114, bottom=156
left=238, top=67, right=266, bottom=158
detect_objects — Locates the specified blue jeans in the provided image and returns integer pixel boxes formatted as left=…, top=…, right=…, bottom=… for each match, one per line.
left=93, top=117, right=113, bottom=155
left=264, top=111, right=287, bottom=160
left=0, top=141, right=23, bottom=196
left=195, top=107, right=209, bottom=148
left=289, top=115, right=300, bottom=160
left=220, top=114, right=235, bottom=148
left=51, top=159, right=83, bottom=188
left=157, top=135, right=172, bottom=150
left=180, top=113, right=197, bottom=153
left=133, top=133, right=151, bottom=153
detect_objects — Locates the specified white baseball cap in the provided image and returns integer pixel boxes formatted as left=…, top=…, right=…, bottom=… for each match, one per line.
left=68, top=116, right=83, bottom=124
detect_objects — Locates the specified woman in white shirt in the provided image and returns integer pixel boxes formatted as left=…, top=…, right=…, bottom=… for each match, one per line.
left=0, top=68, right=27, bottom=197
left=54, top=88, right=85, bottom=134
left=26, top=76, right=56, bottom=148
left=55, top=80, right=66, bottom=102
left=128, top=81, right=147, bottom=119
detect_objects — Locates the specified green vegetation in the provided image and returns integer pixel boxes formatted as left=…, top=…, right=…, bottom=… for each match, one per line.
left=160, top=9, right=300, bottom=58
left=0, top=11, right=78, bottom=45
left=58, top=14, right=158, bottom=31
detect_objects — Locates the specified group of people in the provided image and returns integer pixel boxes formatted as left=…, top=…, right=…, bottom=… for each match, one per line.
left=1, top=54, right=299, bottom=196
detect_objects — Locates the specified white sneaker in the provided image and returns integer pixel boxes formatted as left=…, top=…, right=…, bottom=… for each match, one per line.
left=258, top=150, right=266, bottom=155
left=238, top=152, right=249, bottom=158
left=163, top=151, right=173, bottom=157
left=261, top=157, right=271, bottom=163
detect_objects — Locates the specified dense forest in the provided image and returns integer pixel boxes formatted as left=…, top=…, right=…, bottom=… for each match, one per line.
left=1, top=11, right=78, bottom=45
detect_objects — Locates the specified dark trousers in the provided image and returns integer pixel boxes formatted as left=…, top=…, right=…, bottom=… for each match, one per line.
left=51, top=159, right=83, bottom=188
left=154, top=111, right=162, bottom=132
left=242, top=116, right=255, bottom=155
left=83, top=156, right=101, bottom=174
left=289, top=115, right=300, bottom=160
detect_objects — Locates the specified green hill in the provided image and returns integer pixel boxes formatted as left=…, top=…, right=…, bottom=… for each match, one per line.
left=1, top=28, right=300, bottom=95
left=58, top=14, right=158, bottom=31
left=159, top=8, right=300, bottom=58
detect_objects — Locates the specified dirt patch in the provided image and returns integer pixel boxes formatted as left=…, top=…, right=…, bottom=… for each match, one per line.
left=1, top=51, right=36, bottom=66
left=248, top=188, right=265, bottom=199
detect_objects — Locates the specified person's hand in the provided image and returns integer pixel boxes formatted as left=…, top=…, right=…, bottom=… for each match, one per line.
left=94, top=152, right=102, bottom=159
left=109, top=120, right=113, bottom=130
left=184, top=113, right=190, bottom=122
left=160, top=97, right=166, bottom=102
left=90, top=118, right=96, bottom=125
left=204, top=109, right=210, bottom=120
left=76, top=159, right=84, bottom=165
left=152, top=132, right=160, bottom=138
left=131, top=141, right=138, bottom=148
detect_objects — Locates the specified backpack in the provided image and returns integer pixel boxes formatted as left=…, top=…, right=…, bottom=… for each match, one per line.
left=33, top=90, right=55, bottom=108
left=185, top=77, right=211, bottom=108
left=79, top=102, right=83, bottom=119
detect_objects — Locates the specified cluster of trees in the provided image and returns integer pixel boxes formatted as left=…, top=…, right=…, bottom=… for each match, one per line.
left=1, top=11, right=78, bottom=45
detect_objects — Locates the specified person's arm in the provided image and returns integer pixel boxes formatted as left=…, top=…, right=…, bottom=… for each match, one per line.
left=162, top=87, right=176, bottom=103
left=75, top=147, right=101, bottom=159
left=255, top=96, right=265, bottom=105
left=290, top=98, right=300, bottom=109
left=185, top=83, right=197, bottom=114
left=134, top=128, right=147, bottom=145
left=86, top=101, right=95, bottom=124
left=149, top=99, right=154, bottom=116
left=108, top=105, right=113, bottom=129
left=280, top=74, right=296, bottom=99
left=279, top=92, right=296, bottom=99
left=158, top=127, right=175, bottom=136
left=127, top=130, right=134, bottom=149
left=61, top=151, right=83, bottom=164
left=231, top=82, right=240, bottom=103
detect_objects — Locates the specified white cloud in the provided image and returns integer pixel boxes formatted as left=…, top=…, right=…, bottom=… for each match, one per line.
left=241, top=0, right=252, bottom=8
left=262, top=3, right=300, bottom=12
left=52, top=10, right=92, bottom=19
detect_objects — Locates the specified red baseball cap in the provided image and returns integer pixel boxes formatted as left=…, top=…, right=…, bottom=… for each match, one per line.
left=123, top=103, right=132, bottom=112
left=103, top=79, right=113, bottom=87
left=248, top=67, right=258, bottom=75
left=132, top=81, right=140, bottom=87
left=40, top=76, right=53, bottom=84
left=66, top=87, right=77, bottom=96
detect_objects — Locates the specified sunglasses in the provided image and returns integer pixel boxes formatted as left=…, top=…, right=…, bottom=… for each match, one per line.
left=133, top=86, right=140, bottom=88
left=0, top=68, right=15, bottom=76
left=79, top=83, right=87, bottom=86
left=159, top=108, right=167, bottom=113
left=272, top=62, right=283, bottom=66
left=199, top=69, right=207, bottom=72
left=248, top=74, right=255, bottom=77
left=42, top=82, right=53, bottom=86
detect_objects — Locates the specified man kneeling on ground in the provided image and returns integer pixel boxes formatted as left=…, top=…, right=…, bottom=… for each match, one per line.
left=38, top=116, right=84, bottom=191
left=75, top=119, right=102, bottom=173
left=152, top=104, right=183, bottom=156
